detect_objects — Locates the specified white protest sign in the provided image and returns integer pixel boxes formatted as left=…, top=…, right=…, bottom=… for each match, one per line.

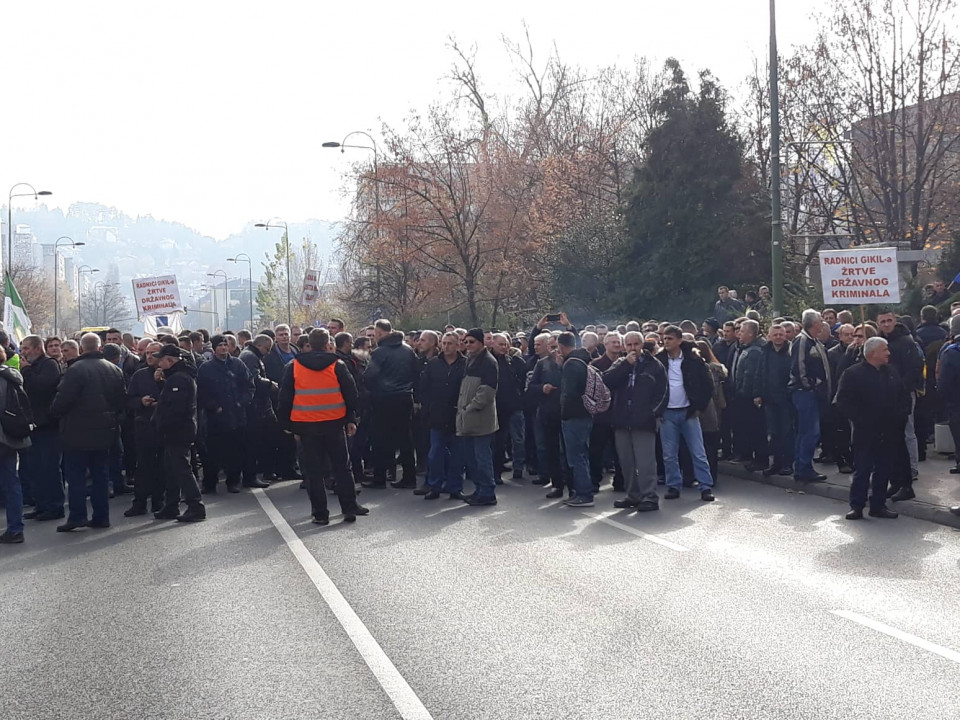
left=301, top=268, right=320, bottom=305
left=132, top=275, right=184, bottom=318
left=819, top=248, right=900, bottom=305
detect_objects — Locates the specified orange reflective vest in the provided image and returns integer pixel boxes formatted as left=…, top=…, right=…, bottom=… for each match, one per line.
left=291, top=361, right=347, bottom=423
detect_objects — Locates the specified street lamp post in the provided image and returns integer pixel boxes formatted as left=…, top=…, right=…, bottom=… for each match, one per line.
left=76, top=265, right=99, bottom=329
left=53, top=236, right=84, bottom=336
left=323, top=132, right=381, bottom=313
left=6, top=183, right=52, bottom=279
left=227, top=253, right=254, bottom=330
left=207, top=270, right=228, bottom=331
left=769, top=0, right=784, bottom=316
left=254, top=219, right=291, bottom=325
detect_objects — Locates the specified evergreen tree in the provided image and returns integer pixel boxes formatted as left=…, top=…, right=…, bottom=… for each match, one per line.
left=621, top=59, right=769, bottom=318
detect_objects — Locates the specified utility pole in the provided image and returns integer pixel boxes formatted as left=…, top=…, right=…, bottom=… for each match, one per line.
left=769, top=0, right=784, bottom=316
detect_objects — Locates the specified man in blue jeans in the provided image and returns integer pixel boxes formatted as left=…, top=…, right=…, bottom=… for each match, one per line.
left=0, top=352, right=31, bottom=543
left=419, top=332, right=467, bottom=500
left=789, top=309, right=831, bottom=483
left=556, top=332, right=595, bottom=507
left=655, top=326, right=716, bottom=501
left=456, top=329, right=499, bottom=506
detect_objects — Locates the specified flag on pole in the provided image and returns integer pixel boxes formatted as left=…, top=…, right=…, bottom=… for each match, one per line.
left=3, top=275, right=32, bottom=342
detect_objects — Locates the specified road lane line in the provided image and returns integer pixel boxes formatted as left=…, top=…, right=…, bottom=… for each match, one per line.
left=583, top=512, right=690, bottom=552
left=832, top=610, right=960, bottom=664
left=253, top=489, right=434, bottom=720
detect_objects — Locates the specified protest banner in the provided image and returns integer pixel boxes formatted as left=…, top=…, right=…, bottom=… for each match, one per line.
left=132, top=275, right=184, bottom=317
left=819, top=248, right=900, bottom=305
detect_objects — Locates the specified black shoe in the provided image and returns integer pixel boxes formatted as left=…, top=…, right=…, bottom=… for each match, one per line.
left=312, top=515, right=329, bottom=526
left=124, top=504, right=148, bottom=517
left=795, top=473, right=827, bottom=483
left=778, top=467, right=794, bottom=477
left=34, top=510, right=65, bottom=521
left=845, top=508, right=864, bottom=520
left=665, top=488, right=680, bottom=500
left=0, top=531, right=24, bottom=544
left=950, top=506, right=960, bottom=516
left=242, top=478, right=270, bottom=489
left=56, top=521, right=86, bottom=532
left=299, top=480, right=307, bottom=490
left=424, top=490, right=441, bottom=500
left=889, top=487, right=916, bottom=502
left=176, top=506, right=207, bottom=523
left=153, top=506, right=180, bottom=520
left=464, top=495, right=497, bottom=506
left=448, top=491, right=466, bottom=500
left=761, top=466, right=779, bottom=477
left=226, top=484, right=241, bottom=494
left=868, top=507, right=898, bottom=519
left=263, top=473, right=279, bottom=483
left=838, top=464, right=854, bottom=474
left=700, top=489, right=716, bottom=502
left=283, top=470, right=303, bottom=481
left=744, top=462, right=769, bottom=473
left=531, top=477, right=550, bottom=486
left=201, top=485, right=217, bottom=495
left=635, top=501, right=659, bottom=512
left=951, top=467, right=960, bottom=475
left=545, top=488, right=564, bottom=499
left=390, top=480, right=417, bottom=489
left=613, top=499, right=638, bottom=509
left=343, top=505, right=370, bottom=522
left=23, top=509, right=39, bottom=520
left=512, top=470, right=524, bottom=480
left=85, top=519, right=110, bottom=529
left=413, top=484, right=430, bottom=495
left=361, top=480, right=386, bottom=489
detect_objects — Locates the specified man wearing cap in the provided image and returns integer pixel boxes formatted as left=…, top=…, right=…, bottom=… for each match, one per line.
left=456, top=328, right=499, bottom=505
left=197, top=334, right=255, bottom=493
left=152, top=344, right=206, bottom=522
left=123, top=341, right=166, bottom=516
left=277, top=328, right=367, bottom=524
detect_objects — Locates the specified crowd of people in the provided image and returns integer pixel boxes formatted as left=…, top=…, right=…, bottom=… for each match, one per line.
left=2, top=284, right=960, bottom=544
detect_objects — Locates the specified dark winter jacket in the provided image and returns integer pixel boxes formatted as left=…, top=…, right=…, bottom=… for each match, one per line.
left=713, top=297, right=745, bottom=321
left=602, top=354, right=668, bottom=432
left=938, top=341, right=960, bottom=411
left=118, top=345, right=141, bottom=380
left=560, top=348, right=593, bottom=421
left=760, top=341, right=792, bottom=405
left=127, top=366, right=164, bottom=446
left=337, top=349, right=369, bottom=411
left=835, top=361, right=911, bottom=443
left=495, top=353, right=527, bottom=417
left=826, top=341, right=850, bottom=396
left=365, top=331, right=419, bottom=398
left=527, top=353, right=562, bottom=419
left=155, top=359, right=198, bottom=447
left=239, top=345, right=277, bottom=424
left=197, top=355, right=255, bottom=434
left=277, top=351, right=359, bottom=434
left=50, top=351, right=125, bottom=452
left=732, top=340, right=764, bottom=399
left=418, top=354, right=466, bottom=433
left=456, top=347, right=499, bottom=437
left=262, top=343, right=298, bottom=385
left=655, top=342, right=714, bottom=417
left=789, top=329, right=831, bottom=399
left=917, top=321, right=948, bottom=349
left=882, top=323, right=924, bottom=393
left=0, top=367, right=31, bottom=451
left=20, top=353, right=62, bottom=429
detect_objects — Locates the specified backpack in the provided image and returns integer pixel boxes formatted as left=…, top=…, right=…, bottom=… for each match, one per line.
left=572, top=358, right=611, bottom=416
left=0, top=373, right=34, bottom=440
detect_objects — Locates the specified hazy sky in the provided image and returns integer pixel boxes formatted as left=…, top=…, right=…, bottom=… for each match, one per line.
left=2, top=0, right=826, bottom=239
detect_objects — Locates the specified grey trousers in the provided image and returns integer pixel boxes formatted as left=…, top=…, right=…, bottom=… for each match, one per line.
left=614, top=429, right=658, bottom=503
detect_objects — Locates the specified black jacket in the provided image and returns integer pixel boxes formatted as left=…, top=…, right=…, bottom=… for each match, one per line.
left=365, top=332, right=419, bottom=398
left=50, top=352, right=125, bottom=452
left=882, top=323, right=923, bottom=393
left=760, top=342, right=792, bottom=405
left=602, top=354, right=668, bottom=432
left=239, top=345, right=277, bottom=423
left=127, top=366, right=164, bottom=446
left=418, top=354, right=466, bottom=432
left=20, top=353, right=62, bottom=429
left=527, top=354, right=562, bottom=419
left=656, top=342, right=714, bottom=416
left=262, top=343, right=298, bottom=385
left=495, top=353, right=527, bottom=417
left=277, top=351, right=359, bottom=433
left=826, top=341, right=850, bottom=397
left=197, top=355, right=255, bottom=434
left=789, top=330, right=831, bottom=399
left=337, top=349, right=369, bottom=411
left=917, top=321, right=947, bottom=349
left=118, top=345, right=141, bottom=380
left=560, top=348, right=593, bottom=420
left=155, top=359, right=198, bottom=447
left=732, top=340, right=764, bottom=399
left=835, top=361, right=911, bottom=444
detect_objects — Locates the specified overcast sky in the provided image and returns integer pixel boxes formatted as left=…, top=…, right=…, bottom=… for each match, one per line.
left=2, top=0, right=825, bottom=239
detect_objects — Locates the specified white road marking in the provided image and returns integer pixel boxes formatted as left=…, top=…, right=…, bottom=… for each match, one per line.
left=583, top=511, right=691, bottom=552
left=253, top=489, right=434, bottom=720
left=832, top=610, right=960, bottom=665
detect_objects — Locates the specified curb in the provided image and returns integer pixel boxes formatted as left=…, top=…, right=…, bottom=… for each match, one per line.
left=719, top=461, right=960, bottom=530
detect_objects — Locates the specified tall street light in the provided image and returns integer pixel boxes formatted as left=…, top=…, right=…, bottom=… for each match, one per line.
left=7, top=183, right=52, bottom=279
left=76, top=265, right=99, bottom=329
left=254, top=219, right=290, bottom=325
left=323, top=131, right=381, bottom=314
left=207, top=269, right=228, bottom=331
left=227, top=253, right=254, bottom=330
left=769, top=0, right=784, bottom=316
left=53, top=236, right=84, bottom=336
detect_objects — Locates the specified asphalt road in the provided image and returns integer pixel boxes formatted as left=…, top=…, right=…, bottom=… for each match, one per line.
left=3, top=473, right=960, bottom=720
